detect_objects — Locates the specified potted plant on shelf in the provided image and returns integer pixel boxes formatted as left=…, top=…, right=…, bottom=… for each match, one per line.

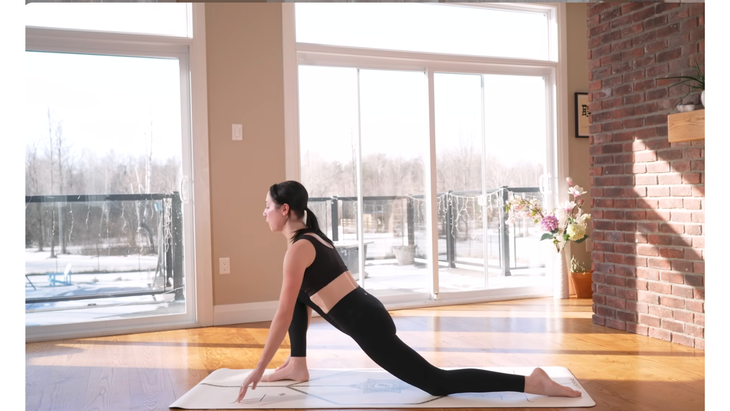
left=569, top=256, right=593, bottom=299
left=665, top=60, right=705, bottom=110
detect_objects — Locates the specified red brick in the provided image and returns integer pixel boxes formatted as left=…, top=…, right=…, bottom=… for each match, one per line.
left=621, top=2, right=646, bottom=15
left=659, top=223, right=684, bottom=234
left=695, top=338, right=704, bottom=350
left=672, top=285, right=694, bottom=299
left=657, top=24, right=680, bottom=39
left=694, top=313, right=705, bottom=327
left=638, top=313, right=661, bottom=327
left=670, top=185, right=692, bottom=196
left=684, top=224, right=702, bottom=236
left=617, top=310, right=637, bottom=323
left=647, top=64, right=669, bottom=78
left=655, top=2, right=681, bottom=15
left=686, top=324, right=704, bottom=339
left=685, top=300, right=704, bottom=313
left=684, top=274, right=704, bottom=287
left=660, top=296, right=685, bottom=309
left=647, top=235, right=672, bottom=246
left=691, top=211, right=704, bottom=223
left=683, top=198, right=702, bottom=210
left=635, top=199, right=658, bottom=209
left=683, top=248, right=702, bottom=261
left=592, top=315, right=605, bottom=326
left=673, top=310, right=693, bottom=324
left=648, top=282, right=671, bottom=294
left=671, top=333, right=695, bottom=348
left=671, top=211, right=692, bottom=223
left=672, top=260, right=694, bottom=273
left=623, top=118, right=644, bottom=129
left=648, top=258, right=671, bottom=270
left=649, top=328, right=671, bottom=343
left=659, top=248, right=683, bottom=259
left=692, top=237, right=704, bottom=249
left=637, top=222, right=658, bottom=233
left=625, top=255, right=647, bottom=268
left=658, top=198, right=683, bottom=209
left=661, top=319, right=685, bottom=333
left=646, top=114, right=668, bottom=126
left=606, top=319, right=626, bottom=331
left=615, top=244, right=636, bottom=255
left=616, top=221, right=636, bottom=232
left=631, top=7, right=656, bottom=24
left=596, top=305, right=616, bottom=319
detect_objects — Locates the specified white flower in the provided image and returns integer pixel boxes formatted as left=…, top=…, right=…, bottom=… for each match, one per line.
left=566, top=223, right=586, bottom=241
left=554, top=201, right=575, bottom=230
left=568, top=185, right=587, bottom=198
left=566, top=177, right=573, bottom=186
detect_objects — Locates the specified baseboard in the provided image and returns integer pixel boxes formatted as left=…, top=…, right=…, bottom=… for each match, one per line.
left=213, top=286, right=553, bottom=326
left=213, top=300, right=280, bottom=326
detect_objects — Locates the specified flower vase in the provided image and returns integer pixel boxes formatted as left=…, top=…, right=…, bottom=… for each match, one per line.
left=554, top=250, right=570, bottom=299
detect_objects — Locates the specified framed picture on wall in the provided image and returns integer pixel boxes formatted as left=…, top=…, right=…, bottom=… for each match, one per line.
left=575, top=92, right=590, bottom=138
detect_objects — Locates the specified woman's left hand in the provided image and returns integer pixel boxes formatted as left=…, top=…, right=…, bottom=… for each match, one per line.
left=236, top=367, right=265, bottom=402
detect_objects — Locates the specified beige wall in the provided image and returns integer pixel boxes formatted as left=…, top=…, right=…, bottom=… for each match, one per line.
left=205, top=4, right=592, bottom=306
left=566, top=3, right=592, bottom=271
left=206, top=3, right=288, bottom=306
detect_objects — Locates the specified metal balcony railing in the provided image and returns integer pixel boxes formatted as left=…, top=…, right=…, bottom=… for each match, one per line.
left=308, top=186, right=543, bottom=276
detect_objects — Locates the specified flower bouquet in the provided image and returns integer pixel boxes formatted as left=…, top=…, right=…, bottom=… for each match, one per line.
left=505, top=177, right=591, bottom=253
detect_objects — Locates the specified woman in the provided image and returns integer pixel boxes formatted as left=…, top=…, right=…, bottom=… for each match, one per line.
left=237, top=180, right=581, bottom=402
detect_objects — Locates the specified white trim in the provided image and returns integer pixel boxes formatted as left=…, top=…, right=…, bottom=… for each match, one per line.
left=425, top=69, right=440, bottom=299
left=190, top=2, right=213, bottom=327
left=297, top=44, right=558, bottom=73
left=557, top=3, right=570, bottom=203
left=25, top=317, right=201, bottom=343
left=214, top=300, right=280, bottom=326
left=282, top=4, right=301, bottom=182
left=25, top=26, right=191, bottom=56
left=213, top=286, right=552, bottom=326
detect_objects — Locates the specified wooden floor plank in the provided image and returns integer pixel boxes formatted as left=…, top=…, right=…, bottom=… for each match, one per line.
left=25, top=297, right=704, bottom=411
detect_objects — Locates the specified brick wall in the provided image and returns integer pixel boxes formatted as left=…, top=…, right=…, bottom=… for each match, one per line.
left=586, top=2, right=705, bottom=349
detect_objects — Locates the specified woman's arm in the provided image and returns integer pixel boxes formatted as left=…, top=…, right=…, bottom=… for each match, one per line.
left=237, top=240, right=315, bottom=402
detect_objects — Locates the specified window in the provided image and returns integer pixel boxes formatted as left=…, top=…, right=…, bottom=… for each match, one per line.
left=295, top=3, right=552, bottom=61
left=25, top=3, right=192, bottom=38
left=24, top=3, right=210, bottom=340
left=293, top=3, right=563, bottom=302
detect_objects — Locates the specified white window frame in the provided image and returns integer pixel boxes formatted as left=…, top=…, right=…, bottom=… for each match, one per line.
left=284, top=3, right=569, bottom=306
left=24, top=3, right=213, bottom=342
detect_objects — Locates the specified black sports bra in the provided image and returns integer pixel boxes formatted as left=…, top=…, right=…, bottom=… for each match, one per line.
left=294, top=233, right=349, bottom=296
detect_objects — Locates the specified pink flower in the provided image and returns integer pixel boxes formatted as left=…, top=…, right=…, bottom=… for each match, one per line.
left=541, top=215, right=559, bottom=232
left=566, top=177, right=573, bottom=186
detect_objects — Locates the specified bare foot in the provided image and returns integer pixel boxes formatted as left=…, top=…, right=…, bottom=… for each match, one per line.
left=524, top=368, right=582, bottom=397
left=261, top=357, right=310, bottom=382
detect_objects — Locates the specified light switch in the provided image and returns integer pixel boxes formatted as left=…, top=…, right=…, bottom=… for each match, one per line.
left=232, top=124, right=243, bottom=141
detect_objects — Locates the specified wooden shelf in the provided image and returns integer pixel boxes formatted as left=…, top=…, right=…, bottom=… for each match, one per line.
left=668, top=108, right=704, bottom=143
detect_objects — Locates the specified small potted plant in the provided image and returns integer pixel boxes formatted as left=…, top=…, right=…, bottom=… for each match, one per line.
left=665, top=60, right=705, bottom=110
left=569, top=256, right=593, bottom=298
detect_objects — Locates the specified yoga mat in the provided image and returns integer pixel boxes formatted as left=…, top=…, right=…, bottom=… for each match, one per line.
left=170, top=367, right=595, bottom=409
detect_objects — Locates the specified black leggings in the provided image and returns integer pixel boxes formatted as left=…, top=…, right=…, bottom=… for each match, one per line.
left=287, top=287, right=525, bottom=396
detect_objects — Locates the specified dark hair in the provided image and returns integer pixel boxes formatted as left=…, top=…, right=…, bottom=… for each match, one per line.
left=269, top=181, right=334, bottom=245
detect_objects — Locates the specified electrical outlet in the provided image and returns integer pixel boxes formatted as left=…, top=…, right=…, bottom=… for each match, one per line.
left=219, top=257, right=231, bottom=275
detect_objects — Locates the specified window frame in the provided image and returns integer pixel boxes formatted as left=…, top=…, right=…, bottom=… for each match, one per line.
left=284, top=2, right=569, bottom=305
left=24, top=4, right=213, bottom=342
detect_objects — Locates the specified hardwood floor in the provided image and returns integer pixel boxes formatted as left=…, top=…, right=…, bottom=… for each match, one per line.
left=25, top=297, right=705, bottom=411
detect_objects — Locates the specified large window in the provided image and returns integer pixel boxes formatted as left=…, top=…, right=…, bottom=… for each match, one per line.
left=294, top=3, right=563, bottom=302
left=24, top=3, right=210, bottom=340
